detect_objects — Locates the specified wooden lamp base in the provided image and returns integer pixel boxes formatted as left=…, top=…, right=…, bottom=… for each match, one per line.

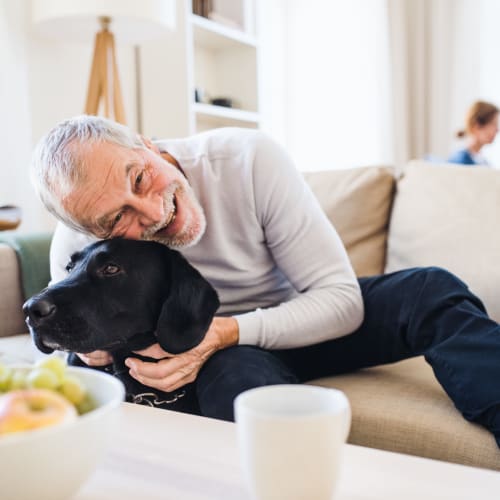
left=84, top=16, right=126, bottom=124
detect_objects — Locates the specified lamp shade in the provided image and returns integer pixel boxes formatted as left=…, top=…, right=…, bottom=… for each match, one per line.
left=31, top=0, right=175, bottom=44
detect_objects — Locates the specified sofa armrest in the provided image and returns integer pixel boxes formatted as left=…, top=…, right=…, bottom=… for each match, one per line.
left=0, top=244, right=26, bottom=338
left=0, top=232, right=52, bottom=338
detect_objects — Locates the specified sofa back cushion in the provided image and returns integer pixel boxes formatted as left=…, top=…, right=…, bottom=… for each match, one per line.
left=386, top=161, right=500, bottom=322
left=304, top=166, right=395, bottom=277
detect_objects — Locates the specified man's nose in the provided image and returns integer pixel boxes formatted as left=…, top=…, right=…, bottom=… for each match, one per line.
left=134, top=195, right=164, bottom=226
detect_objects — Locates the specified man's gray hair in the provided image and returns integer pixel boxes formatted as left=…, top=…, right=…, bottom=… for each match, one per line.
left=30, top=114, right=145, bottom=233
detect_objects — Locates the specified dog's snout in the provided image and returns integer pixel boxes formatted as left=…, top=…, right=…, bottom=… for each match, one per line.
left=24, top=298, right=57, bottom=323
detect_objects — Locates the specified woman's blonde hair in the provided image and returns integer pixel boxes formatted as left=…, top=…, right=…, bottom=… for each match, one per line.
left=457, top=100, right=499, bottom=138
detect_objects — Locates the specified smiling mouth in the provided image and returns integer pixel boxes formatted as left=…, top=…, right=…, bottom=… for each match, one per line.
left=155, top=196, right=177, bottom=236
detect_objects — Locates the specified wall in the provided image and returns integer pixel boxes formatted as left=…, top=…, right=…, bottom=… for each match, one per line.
left=258, top=0, right=500, bottom=170
left=258, top=0, right=393, bottom=172
left=256, top=0, right=287, bottom=148
left=0, top=0, right=36, bottom=230
left=0, top=0, right=137, bottom=234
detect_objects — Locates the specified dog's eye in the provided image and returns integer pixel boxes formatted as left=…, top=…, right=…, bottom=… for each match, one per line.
left=102, top=264, right=121, bottom=276
left=65, top=262, right=75, bottom=273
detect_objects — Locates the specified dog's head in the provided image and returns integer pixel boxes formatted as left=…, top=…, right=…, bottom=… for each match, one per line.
left=23, top=238, right=219, bottom=356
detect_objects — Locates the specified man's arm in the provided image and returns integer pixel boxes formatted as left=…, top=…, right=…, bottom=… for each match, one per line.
left=234, top=132, right=364, bottom=349
left=125, top=317, right=238, bottom=392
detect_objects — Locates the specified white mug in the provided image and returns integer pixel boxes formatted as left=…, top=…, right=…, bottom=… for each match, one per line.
left=234, top=384, right=351, bottom=500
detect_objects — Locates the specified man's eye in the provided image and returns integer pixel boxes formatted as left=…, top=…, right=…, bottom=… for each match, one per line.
left=134, top=171, right=144, bottom=191
left=102, top=264, right=121, bottom=276
left=113, top=212, right=123, bottom=226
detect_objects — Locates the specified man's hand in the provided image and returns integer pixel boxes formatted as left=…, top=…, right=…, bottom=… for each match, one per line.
left=76, top=350, right=113, bottom=366
left=124, top=317, right=239, bottom=393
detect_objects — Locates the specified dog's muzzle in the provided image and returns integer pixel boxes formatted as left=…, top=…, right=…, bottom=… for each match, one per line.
left=23, top=296, right=57, bottom=327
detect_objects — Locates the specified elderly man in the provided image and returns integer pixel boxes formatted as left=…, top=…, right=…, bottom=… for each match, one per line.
left=31, top=115, right=500, bottom=446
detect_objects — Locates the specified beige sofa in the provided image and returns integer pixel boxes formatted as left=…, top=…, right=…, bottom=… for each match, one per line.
left=1, top=161, right=500, bottom=470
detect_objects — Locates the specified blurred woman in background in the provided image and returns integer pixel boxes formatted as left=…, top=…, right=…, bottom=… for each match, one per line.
left=448, top=100, right=499, bottom=166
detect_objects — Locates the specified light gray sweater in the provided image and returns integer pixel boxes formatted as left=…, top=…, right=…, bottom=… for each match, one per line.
left=50, top=128, right=363, bottom=349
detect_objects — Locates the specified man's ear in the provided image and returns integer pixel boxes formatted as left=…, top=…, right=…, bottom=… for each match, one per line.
left=156, top=251, right=220, bottom=354
left=140, top=135, right=161, bottom=154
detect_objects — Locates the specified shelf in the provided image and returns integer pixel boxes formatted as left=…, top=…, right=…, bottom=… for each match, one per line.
left=194, top=102, right=259, bottom=126
left=191, top=14, right=257, bottom=49
left=140, top=1, right=259, bottom=138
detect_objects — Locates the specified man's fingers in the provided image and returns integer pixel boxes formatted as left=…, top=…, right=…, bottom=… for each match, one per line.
left=125, top=354, right=199, bottom=392
left=125, top=356, right=181, bottom=377
left=77, top=350, right=112, bottom=366
left=133, top=343, right=172, bottom=359
left=129, top=370, right=192, bottom=393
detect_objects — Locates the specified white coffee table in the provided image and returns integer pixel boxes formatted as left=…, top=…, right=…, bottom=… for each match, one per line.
left=75, top=402, right=500, bottom=499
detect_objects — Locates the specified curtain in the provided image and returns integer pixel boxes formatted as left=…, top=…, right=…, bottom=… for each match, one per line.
left=387, top=0, right=461, bottom=168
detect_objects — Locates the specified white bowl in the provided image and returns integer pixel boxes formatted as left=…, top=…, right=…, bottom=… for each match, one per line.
left=0, top=366, right=125, bottom=500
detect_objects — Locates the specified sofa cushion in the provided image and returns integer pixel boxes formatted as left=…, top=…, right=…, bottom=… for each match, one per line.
left=0, top=244, right=26, bottom=338
left=386, top=161, right=500, bottom=322
left=304, top=166, right=395, bottom=277
left=0, top=232, right=52, bottom=299
left=310, top=356, right=500, bottom=470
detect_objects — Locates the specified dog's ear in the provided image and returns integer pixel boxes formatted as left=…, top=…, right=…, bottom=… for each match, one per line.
left=156, top=250, right=219, bottom=354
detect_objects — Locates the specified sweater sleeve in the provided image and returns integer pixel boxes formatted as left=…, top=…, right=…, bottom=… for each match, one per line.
left=234, top=133, right=364, bottom=349
left=49, top=222, right=98, bottom=284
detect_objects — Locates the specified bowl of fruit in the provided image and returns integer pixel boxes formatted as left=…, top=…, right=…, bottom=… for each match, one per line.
left=0, top=357, right=125, bottom=500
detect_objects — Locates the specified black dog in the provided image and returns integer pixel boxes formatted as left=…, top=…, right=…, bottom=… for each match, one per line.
left=23, top=238, right=219, bottom=413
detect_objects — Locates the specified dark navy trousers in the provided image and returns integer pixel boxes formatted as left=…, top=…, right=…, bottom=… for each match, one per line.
left=195, top=267, right=500, bottom=447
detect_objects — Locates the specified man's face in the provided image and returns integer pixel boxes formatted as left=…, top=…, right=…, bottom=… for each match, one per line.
left=64, top=140, right=206, bottom=248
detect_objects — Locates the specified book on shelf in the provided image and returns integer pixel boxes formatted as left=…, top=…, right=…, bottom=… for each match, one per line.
left=192, top=0, right=213, bottom=18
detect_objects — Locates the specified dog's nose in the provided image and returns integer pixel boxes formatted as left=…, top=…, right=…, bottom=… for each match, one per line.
left=23, top=298, right=57, bottom=323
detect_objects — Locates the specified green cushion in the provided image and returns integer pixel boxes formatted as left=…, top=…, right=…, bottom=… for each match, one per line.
left=0, top=232, right=52, bottom=299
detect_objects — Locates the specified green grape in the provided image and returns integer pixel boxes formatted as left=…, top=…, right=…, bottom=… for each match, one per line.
left=75, top=393, right=96, bottom=415
left=1, top=360, right=95, bottom=416
left=27, top=367, right=60, bottom=390
left=0, top=363, right=12, bottom=391
left=60, top=374, right=87, bottom=405
left=10, top=369, right=28, bottom=390
left=35, top=356, right=67, bottom=383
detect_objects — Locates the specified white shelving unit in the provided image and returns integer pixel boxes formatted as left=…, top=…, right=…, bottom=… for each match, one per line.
left=139, top=0, right=260, bottom=139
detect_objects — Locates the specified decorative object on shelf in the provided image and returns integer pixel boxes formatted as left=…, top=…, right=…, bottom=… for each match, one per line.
left=31, top=0, right=175, bottom=125
left=0, top=206, right=22, bottom=231
left=194, top=88, right=209, bottom=104
left=193, top=0, right=245, bottom=32
left=211, top=97, right=234, bottom=108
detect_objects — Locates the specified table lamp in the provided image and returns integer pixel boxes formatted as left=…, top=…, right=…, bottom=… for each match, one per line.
left=31, top=0, right=175, bottom=125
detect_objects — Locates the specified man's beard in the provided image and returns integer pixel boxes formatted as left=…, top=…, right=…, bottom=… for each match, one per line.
left=142, top=180, right=206, bottom=249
